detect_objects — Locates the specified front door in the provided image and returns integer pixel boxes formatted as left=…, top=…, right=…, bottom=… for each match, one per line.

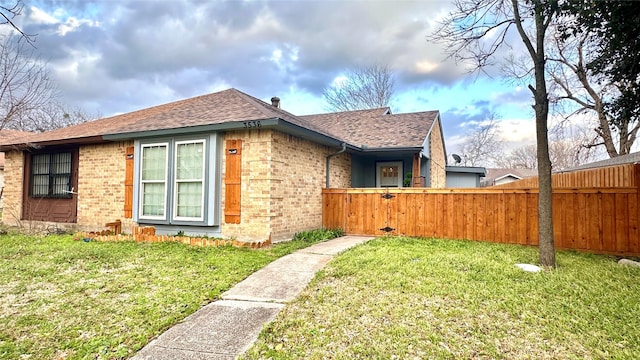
left=376, top=161, right=403, bottom=187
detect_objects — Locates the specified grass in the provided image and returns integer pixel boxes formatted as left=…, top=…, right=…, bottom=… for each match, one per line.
left=0, top=229, right=341, bottom=359
left=245, top=236, right=640, bottom=359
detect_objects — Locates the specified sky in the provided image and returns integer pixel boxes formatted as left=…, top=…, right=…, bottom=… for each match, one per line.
left=10, top=0, right=545, bottom=159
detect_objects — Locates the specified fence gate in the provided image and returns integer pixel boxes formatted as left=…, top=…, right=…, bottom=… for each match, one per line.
left=345, top=189, right=399, bottom=236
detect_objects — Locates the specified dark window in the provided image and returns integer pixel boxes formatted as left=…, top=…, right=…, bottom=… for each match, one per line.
left=30, top=152, right=73, bottom=198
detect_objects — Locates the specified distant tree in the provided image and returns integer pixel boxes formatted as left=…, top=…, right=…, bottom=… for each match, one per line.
left=498, top=125, right=596, bottom=171
left=459, top=115, right=503, bottom=167
left=323, top=64, right=395, bottom=111
left=433, top=0, right=560, bottom=267
left=497, top=144, right=538, bottom=169
left=0, top=34, right=57, bottom=131
left=14, top=102, right=98, bottom=132
left=0, top=34, right=93, bottom=132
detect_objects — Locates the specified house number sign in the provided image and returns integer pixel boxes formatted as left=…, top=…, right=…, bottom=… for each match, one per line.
left=243, top=120, right=261, bottom=128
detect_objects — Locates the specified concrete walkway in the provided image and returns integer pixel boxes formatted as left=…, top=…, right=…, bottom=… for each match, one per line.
left=132, top=236, right=373, bottom=360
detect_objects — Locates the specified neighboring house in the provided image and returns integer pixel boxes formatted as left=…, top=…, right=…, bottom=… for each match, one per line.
left=0, top=130, right=33, bottom=212
left=480, top=168, right=538, bottom=187
left=0, top=88, right=448, bottom=242
left=445, top=165, right=487, bottom=188
left=559, top=151, right=640, bottom=172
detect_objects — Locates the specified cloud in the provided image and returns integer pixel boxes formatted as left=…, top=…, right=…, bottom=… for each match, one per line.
left=16, top=0, right=538, bottom=136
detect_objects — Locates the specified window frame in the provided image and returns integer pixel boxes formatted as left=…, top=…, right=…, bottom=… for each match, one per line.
left=139, top=142, right=169, bottom=220
left=135, top=135, right=218, bottom=226
left=29, top=151, right=73, bottom=199
left=172, top=139, right=206, bottom=222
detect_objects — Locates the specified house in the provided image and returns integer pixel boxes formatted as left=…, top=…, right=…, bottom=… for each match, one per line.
left=480, top=168, right=538, bottom=187
left=559, top=151, right=640, bottom=172
left=0, top=88, right=447, bottom=242
left=445, top=165, right=487, bottom=187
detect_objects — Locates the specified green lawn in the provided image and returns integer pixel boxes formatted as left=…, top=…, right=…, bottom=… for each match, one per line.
left=245, top=236, right=640, bottom=359
left=0, top=229, right=341, bottom=359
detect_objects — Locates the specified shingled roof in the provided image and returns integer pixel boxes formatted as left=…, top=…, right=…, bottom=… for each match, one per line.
left=0, top=130, right=32, bottom=169
left=0, top=88, right=439, bottom=151
left=301, top=108, right=439, bottom=149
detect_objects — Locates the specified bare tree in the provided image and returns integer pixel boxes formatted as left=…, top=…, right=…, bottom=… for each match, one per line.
left=323, top=64, right=395, bottom=111
left=1, top=1, right=36, bottom=44
left=459, top=115, right=503, bottom=167
left=432, top=0, right=559, bottom=267
left=0, top=34, right=58, bottom=131
left=14, top=102, right=98, bottom=132
left=497, top=144, right=538, bottom=169
left=498, top=125, right=596, bottom=170
left=547, top=30, right=639, bottom=158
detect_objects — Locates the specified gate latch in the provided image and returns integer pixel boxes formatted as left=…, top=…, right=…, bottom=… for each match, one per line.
left=381, top=193, right=395, bottom=199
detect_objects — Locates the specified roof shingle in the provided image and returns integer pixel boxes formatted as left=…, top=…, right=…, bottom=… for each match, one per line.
left=0, top=88, right=439, bottom=150
left=301, top=108, right=439, bottom=148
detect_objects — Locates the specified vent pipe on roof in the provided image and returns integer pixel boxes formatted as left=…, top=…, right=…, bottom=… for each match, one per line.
left=271, top=96, right=281, bottom=108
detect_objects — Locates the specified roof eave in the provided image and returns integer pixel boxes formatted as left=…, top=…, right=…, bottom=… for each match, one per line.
left=0, top=135, right=106, bottom=151
left=103, top=117, right=352, bottom=150
left=103, top=118, right=282, bottom=140
left=359, top=146, right=423, bottom=153
left=445, top=165, right=487, bottom=176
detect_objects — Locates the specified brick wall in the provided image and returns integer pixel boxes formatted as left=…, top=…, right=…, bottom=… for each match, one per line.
left=429, top=119, right=447, bottom=188
left=270, top=131, right=351, bottom=241
left=221, top=129, right=273, bottom=242
left=77, top=141, right=135, bottom=232
left=1, top=143, right=135, bottom=233
left=4, top=131, right=351, bottom=241
left=1, top=151, right=24, bottom=226
left=221, top=129, right=351, bottom=242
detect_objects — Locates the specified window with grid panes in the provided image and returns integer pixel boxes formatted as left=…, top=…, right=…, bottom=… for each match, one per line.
left=30, top=152, right=73, bottom=198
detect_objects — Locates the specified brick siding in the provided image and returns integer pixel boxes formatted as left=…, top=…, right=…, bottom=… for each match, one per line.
left=77, top=141, right=135, bottom=232
left=1, top=142, right=135, bottom=233
left=221, top=129, right=351, bottom=242
left=1, top=151, right=24, bottom=226
left=3, top=132, right=350, bottom=242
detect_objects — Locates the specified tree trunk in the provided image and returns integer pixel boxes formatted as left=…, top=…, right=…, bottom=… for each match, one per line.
left=532, top=1, right=556, bottom=267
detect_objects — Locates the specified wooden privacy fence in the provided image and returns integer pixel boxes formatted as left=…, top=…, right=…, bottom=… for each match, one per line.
left=323, top=182, right=640, bottom=257
left=494, top=163, right=638, bottom=188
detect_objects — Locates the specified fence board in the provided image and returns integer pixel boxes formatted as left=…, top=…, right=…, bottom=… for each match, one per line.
left=616, top=193, right=629, bottom=253
left=322, top=183, right=640, bottom=257
left=494, top=163, right=638, bottom=189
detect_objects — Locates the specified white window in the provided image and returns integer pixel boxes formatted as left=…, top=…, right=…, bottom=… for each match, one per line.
left=376, top=161, right=403, bottom=187
left=140, top=143, right=168, bottom=219
left=173, top=140, right=205, bottom=221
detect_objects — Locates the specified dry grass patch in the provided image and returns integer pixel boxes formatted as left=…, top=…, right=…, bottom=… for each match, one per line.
left=246, top=236, right=640, bottom=359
